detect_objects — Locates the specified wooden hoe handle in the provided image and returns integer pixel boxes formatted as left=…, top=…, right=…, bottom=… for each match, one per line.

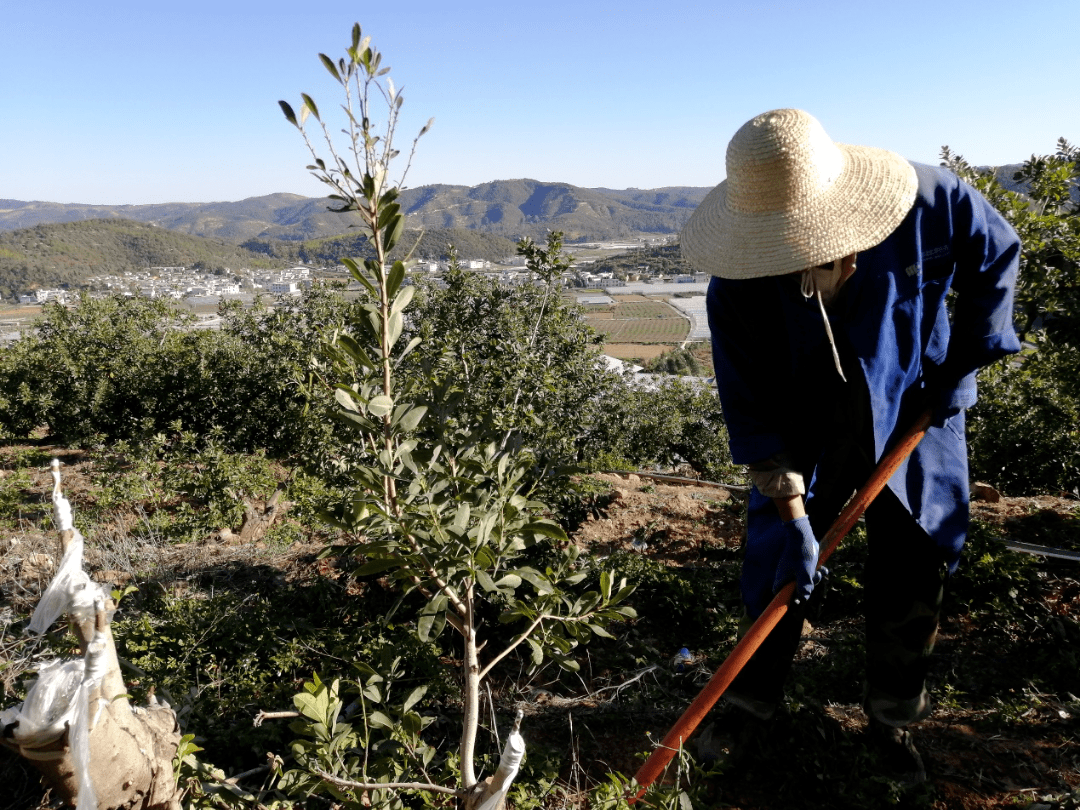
left=629, top=409, right=932, bottom=801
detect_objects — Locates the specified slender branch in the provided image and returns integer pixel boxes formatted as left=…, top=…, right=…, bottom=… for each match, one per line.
left=479, top=609, right=610, bottom=681
left=315, top=770, right=461, bottom=796
left=478, top=612, right=550, bottom=681
left=252, top=710, right=299, bottom=727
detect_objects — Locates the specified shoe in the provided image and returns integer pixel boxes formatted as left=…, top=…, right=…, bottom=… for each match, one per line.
left=866, top=717, right=926, bottom=787
left=693, top=704, right=775, bottom=768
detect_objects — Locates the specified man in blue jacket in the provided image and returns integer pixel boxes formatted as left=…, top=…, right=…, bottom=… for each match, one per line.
left=680, top=108, right=1021, bottom=784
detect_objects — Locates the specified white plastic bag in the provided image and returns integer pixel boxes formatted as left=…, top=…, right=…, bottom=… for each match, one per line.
left=477, top=728, right=525, bottom=810
left=8, top=659, right=83, bottom=748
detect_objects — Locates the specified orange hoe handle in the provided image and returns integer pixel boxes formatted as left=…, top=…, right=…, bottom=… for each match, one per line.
left=629, top=409, right=933, bottom=801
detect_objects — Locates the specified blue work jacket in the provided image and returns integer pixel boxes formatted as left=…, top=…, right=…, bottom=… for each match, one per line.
left=706, top=163, right=1021, bottom=577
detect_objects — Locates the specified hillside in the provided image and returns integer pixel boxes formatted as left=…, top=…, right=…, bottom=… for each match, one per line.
left=0, top=219, right=526, bottom=300
left=241, top=227, right=521, bottom=265
left=0, top=219, right=285, bottom=301
left=0, top=180, right=712, bottom=244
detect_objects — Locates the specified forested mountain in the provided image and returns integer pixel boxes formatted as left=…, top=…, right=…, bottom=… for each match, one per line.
left=0, top=219, right=522, bottom=300
left=0, top=180, right=711, bottom=244
left=0, top=220, right=283, bottom=300
left=4, top=166, right=1074, bottom=248
left=242, top=228, right=520, bottom=266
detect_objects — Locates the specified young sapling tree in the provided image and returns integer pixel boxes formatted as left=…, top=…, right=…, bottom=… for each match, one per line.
left=275, top=23, right=635, bottom=809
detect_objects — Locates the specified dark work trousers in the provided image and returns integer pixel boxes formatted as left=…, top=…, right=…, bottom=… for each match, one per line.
left=727, top=344, right=949, bottom=721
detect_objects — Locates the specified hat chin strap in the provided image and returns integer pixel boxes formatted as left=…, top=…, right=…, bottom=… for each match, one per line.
left=800, top=261, right=853, bottom=382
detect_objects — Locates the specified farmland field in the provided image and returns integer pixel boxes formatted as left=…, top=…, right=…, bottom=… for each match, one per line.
left=580, top=297, right=690, bottom=344
left=602, top=342, right=673, bottom=361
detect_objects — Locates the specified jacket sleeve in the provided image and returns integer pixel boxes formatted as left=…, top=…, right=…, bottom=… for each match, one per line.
left=933, top=172, right=1022, bottom=410
left=706, top=276, right=791, bottom=464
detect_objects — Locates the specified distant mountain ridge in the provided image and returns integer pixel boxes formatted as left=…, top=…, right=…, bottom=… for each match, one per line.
left=0, top=181, right=712, bottom=244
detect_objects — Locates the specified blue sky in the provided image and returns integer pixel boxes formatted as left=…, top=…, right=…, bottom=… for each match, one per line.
left=2, top=0, right=1077, bottom=205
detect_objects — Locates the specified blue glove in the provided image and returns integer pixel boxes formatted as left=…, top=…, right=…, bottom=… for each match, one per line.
left=773, top=515, right=823, bottom=605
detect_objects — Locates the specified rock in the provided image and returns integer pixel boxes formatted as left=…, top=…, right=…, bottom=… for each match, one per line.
left=972, top=482, right=1002, bottom=503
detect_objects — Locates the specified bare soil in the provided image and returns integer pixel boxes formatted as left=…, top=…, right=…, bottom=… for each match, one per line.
left=569, top=473, right=1080, bottom=810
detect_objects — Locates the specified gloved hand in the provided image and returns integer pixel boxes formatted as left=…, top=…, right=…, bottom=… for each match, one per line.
left=773, top=515, right=823, bottom=605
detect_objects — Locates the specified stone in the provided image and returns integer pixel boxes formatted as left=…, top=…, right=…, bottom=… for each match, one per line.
left=972, top=482, right=1002, bottom=503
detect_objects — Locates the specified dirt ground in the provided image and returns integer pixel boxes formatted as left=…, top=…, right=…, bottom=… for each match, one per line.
left=570, top=472, right=1080, bottom=810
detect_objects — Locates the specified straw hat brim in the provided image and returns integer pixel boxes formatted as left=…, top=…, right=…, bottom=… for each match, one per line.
left=680, top=143, right=918, bottom=280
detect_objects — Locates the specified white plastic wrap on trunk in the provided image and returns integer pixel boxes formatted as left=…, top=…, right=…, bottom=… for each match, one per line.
left=7, top=659, right=83, bottom=748
left=11, top=461, right=107, bottom=809
left=476, top=730, right=525, bottom=810
left=69, top=629, right=109, bottom=810
left=27, top=527, right=103, bottom=635
left=52, top=461, right=73, bottom=532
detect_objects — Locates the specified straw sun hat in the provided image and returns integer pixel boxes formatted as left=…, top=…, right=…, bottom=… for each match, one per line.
left=680, top=108, right=918, bottom=280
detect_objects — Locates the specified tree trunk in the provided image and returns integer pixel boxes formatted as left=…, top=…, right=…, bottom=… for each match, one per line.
left=0, top=466, right=182, bottom=810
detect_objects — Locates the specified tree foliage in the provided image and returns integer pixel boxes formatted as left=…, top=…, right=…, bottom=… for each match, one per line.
left=0, top=288, right=354, bottom=459
left=942, top=140, right=1080, bottom=494
left=402, top=235, right=615, bottom=475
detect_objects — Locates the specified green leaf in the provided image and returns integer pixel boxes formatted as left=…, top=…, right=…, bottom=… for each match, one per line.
left=382, top=213, right=405, bottom=254
left=523, top=520, right=569, bottom=542
left=390, top=283, right=415, bottom=315
left=402, top=685, right=428, bottom=714
left=278, top=100, right=298, bottom=127
left=588, top=623, right=615, bottom=639
left=353, top=557, right=400, bottom=577
left=526, top=637, right=544, bottom=666
left=393, top=336, right=423, bottom=369
left=494, top=573, right=522, bottom=589
left=318, top=53, right=342, bottom=82
left=475, top=568, right=497, bottom=593
left=293, top=692, right=321, bottom=721
left=417, top=608, right=446, bottom=641
left=334, top=386, right=362, bottom=412
left=368, top=711, right=394, bottom=729
left=336, top=333, right=376, bottom=371
left=417, top=610, right=436, bottom=641
left=386, top=310, right=403, bottom=348
left=391, top=403, right=427, bottom=432
left=555, top=656, right=581, bottom=673
left=516, top=567, right=554, bottom=595
left=342, top=257, right=377, bottom=295
left=452, top=502, right=471, bottom=530
left=378, top=203, right=402, bottom=235
left=368, top=394, right=393, bottom=417
left=401, top=711, right=423, bottom=736
left=300, top=93, right=321, bottom=121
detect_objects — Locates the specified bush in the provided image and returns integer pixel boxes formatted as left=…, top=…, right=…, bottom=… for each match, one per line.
left=583, top=376, right=738, bottom=482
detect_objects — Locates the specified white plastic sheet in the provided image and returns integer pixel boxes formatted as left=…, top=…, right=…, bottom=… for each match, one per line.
left=477, top=729, right=525, bottom=810
left=12, top=460, right=105, bottom=810
left=8, top=659, right=83, bottom=748
left=28, top=473, right=106, bottom=636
